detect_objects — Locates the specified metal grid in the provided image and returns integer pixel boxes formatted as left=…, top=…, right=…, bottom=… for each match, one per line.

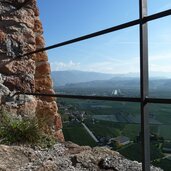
left=15, top=1, right=171, bottom=170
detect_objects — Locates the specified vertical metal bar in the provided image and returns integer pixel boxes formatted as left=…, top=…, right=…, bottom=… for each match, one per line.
left=139, top=0, right=150, bottom=171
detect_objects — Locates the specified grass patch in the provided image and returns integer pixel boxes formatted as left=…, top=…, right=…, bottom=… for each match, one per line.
left=86, top=120, right=140, bottom=140
left=63, top=122, right=96, bottom=147
left=85, top=120, right=122, bottom=138
left=0, top=111, right=40, bottom=144
left=152, top=158, right=171, bottom=171
left=158, top=125, right=171, bottom=140
left=118, top=143, right=164, bottom=162
left=0, top=110, right=56, bottom=148
left=122, top=124, right=140, bottom=140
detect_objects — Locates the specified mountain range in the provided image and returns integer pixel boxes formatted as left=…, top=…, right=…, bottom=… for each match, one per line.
left=51, top=70, right=115, bottom=86
left=51, top=70, right=171, bottom=98
left=51, top=70, right=171, bottom=89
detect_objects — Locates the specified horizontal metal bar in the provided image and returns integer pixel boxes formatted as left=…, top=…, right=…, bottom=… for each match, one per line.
left=16, top=9, right=171, bottom=58
left=145, top=9, right=171, bottom=22
left=16, top=19, right=140, bottom=58
left=14, top=92, right=141, bottom=102
left=147, top=98, right=171, bottom=104
left=14, top=92, right=171, bottom=104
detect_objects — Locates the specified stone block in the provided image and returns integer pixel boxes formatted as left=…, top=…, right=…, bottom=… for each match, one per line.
left=32, top=51, right=48, bottom=62
left=35, top=62, right=51, bottom=77
left=36, top=100, right=58, bottom=117
left=36, top=35, right=45, bottom=48
left=34, top=18, right=43, bottom=33
left=22, top=44, right=36, bottom=55
left=11, top=29, right=35, bottom=45
left=0, top=59, right=35, bottom=75
left=0, top=30, right=6, bottom=43
left=35, top=75, right=53, bottom=91
left=17, top=95, right=37, bottom=119
left=4, top=75, right=35, bottom=92
left=55, top=129, right=65, bottom=142
left=37, top=89, right=56, bottom=102
left=0, top=0, right=64, bottom=139
left=54, top=114, right=63, bottom=130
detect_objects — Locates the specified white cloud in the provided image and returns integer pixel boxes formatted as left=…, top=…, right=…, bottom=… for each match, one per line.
left=51, top=60, right=80, bottom=71
left=49, top=52, right=171, bottom=75
left=87, top=53, right=171, bottom=74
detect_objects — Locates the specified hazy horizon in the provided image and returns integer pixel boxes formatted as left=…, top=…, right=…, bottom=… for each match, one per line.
left=51, top=69, right=171, bottom=78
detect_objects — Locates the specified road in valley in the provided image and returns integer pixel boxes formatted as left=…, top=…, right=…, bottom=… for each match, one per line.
left=81, top=123, right=99, bottom=143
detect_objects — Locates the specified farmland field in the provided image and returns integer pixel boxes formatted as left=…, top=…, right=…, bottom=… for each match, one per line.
left=63, top=122, right=97, bottom=147
left=59, top=98, right=171, bottom=139
left=118, top=143, right=164, bottom=162
left=57, top=88, right=171, bottom=170
left=152, top=159, right=171, bottom=171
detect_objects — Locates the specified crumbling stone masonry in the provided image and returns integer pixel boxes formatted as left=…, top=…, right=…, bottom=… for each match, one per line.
left=0, top=0, right=64, bottom=141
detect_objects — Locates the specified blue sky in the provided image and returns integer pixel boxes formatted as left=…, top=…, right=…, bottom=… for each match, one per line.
left=37, top=0, right=171, bottom=76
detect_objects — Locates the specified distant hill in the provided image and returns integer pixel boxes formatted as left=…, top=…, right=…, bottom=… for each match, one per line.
left=52, top=70, right=171, bottom=98
left=51, top=70, right=171, bottom=91
left=58, top=78, right=171, bottom=90
left=51, top=70, right=115, bottom=86
left=61, top=78, right=140, bottom=89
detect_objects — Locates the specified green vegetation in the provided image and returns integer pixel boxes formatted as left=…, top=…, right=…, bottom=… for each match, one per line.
left=60, top=98, right=140, bottom=116
left=118, top=143, right=164, bottom=162
left=85, top=120, right=122, bottom=138
left=85, top=120, right=140, bottom=140
left=122, top=124, right=140, bottom=140
left=118, top=143, right=142, bottom=162
left=152, top=159, right=171, bottom=171
left=158, top=125, right=171, bottom=140
left=58, top=97, right=171, bottom=170
left=63, top=123, right=96, bottom=147
left=149, top=104, right=171, bottom=125
left=163, top=142, right=171, bottom=149
left=0, top=111, right=56, bottom=148
left=0, top=111, right=40, bottom=144
left=58, top=98, right=171, bottom=140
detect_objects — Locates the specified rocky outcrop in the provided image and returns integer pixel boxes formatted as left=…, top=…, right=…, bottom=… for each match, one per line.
left=0, top=0, right=64, bottom=141
left=0, top=142, right=162, bottom=171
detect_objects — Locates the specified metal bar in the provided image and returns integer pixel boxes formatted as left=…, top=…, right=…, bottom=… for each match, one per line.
left=139, top=0, right=150, bottom=170
left=145, top=9, right=171, bottom=22
left=147, top=98, right=171, bottom=104
left=13, top=92, right=141, bottom=102
left=13, top=92, right=171, bottom=104
left=16, top=19, right=140, bottom=58
left=16, top=9, right=171, bottom=58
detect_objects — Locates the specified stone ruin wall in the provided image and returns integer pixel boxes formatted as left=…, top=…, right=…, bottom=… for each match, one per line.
left=0, top=0, right=64, bottom=141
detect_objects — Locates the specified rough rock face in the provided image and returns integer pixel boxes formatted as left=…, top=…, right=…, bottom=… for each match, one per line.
left=0, top=142, right=163, bottom=171
left=0, top=0, right=64, bottom=141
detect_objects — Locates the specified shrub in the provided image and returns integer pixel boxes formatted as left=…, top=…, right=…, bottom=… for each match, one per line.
left=0, top=110, right=56, bottom=147
left=0, top=111, right=41, bottom=144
